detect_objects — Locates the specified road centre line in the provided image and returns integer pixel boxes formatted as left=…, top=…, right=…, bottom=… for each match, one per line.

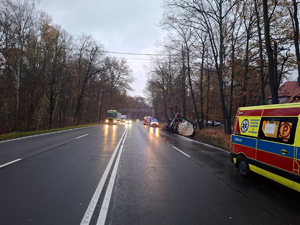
left=80, top=128, right=128, bottom=225
left=75, top=134, right=88, bottom=139
left=172, top=146, right=191, bottom=158
left=0, top=159, right=22, bottom=169
left=97, top=129, right=128, bottom=225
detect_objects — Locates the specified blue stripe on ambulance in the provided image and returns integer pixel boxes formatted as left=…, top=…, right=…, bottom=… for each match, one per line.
left=232, top=135, right=294, bottom=159
left=231, top=135, right=256, bottom=148
left=257, top=140, right=294, bottom=159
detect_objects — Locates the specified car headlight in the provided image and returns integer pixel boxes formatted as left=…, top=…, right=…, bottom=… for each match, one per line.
left=106, top=120, right=108, bottom=123
left=114, top=120, right=117, bottom=123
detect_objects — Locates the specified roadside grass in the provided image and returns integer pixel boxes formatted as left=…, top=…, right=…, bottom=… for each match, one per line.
left=193, top=127, right=231, bottom=151
left=159, top=123, right=231, bottom=151
left=0, top=124, right=99, bottom=141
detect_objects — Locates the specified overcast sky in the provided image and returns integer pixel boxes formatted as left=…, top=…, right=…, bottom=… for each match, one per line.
left=37, top=0, right=166, bottom=97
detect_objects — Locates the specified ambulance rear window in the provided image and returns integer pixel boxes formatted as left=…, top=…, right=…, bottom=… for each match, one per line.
left=258, top=117, right=298, bottom=145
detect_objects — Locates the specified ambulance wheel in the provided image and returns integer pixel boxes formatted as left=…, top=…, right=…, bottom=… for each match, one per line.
left=238, top=156, right=250, bottom=177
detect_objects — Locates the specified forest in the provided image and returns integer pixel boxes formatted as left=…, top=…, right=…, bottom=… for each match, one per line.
left=0, top=0, right=150, bottom=134
left=1, top=0, right=300, bottom=135
left=145, top=0, right=300, bottom=134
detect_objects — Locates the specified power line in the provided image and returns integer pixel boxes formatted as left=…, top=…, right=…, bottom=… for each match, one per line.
left=117, top=57, right=151, bottom=60
left=105, top=51, right=161, bottom=56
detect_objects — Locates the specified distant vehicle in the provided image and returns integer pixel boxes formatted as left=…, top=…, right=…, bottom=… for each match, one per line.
left=125, top=119, right=132, bottom=124
left=208, top=120, right=221, bottom=126
left=120, top=115, right=126, bottom=123
left=144, top=116, right=152, bottom=125
left=136, top=119, right=140, bottom=122
left=106, top=110, right=118, bottom=124
left=117, top=113, right=122, bottom=122
left=150, top=119, right=159, bottom=127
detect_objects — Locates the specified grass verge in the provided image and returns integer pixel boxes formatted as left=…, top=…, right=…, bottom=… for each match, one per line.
left=192, top=127, right=231, bottom=151
left=0, top=124, right=99, bottom=141
left=159, top=123, right=231, bottom=151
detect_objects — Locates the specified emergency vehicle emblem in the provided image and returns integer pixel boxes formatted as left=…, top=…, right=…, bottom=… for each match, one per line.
left=241, top=119, right=249, bottom=133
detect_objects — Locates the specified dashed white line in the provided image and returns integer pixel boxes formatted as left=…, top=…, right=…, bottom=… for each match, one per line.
left=172, top=146, right=191, bottom=158
left=76, top=134, right=88, bottom=139
left=0, top=159, right=22, bottom=169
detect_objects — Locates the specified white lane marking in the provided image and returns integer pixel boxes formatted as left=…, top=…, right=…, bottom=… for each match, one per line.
left=75, top=134, right=88, bottom=139
left=97, top=129, right=128, bottom=225
left=172, top=146, right=191, bottom=158
left=80, top=128, right=127, bottom=225
left=0, top=125, right=100, bottom=144
left=200, top=143, right=229, bottom=153
left=0, top=159, right=22, bottom=169
left=179, top=136, right=230, bottom=154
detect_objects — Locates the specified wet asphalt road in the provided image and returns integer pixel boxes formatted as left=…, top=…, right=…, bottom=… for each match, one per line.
left=0, top=122, right=299, bottom=224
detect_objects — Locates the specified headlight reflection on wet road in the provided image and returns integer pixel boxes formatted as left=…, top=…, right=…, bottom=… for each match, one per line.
left=104, top=124, right=118, bottom=138
left=105, top=125, right=109, bottom=135
left=147, top=126, right=160, bottom=138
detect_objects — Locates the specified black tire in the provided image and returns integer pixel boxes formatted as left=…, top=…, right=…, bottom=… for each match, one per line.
left=238, top=156, right=250, bottom=177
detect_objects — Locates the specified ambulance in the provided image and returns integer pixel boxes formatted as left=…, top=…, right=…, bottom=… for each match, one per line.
left=230, top=103, right=300, bottom=192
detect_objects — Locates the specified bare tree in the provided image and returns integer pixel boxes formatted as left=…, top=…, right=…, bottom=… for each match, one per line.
left=102, top=56, right=134, bottom=108
left=73, top=34, right=106, bottom=124
left=161, top=9, right=202, bottom=127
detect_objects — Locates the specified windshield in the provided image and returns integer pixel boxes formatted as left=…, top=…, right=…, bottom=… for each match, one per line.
left=107, top=112, right=117, bottom=118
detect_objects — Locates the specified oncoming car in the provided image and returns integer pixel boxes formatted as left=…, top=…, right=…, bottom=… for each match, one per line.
left=150, top=119, right=159, bottom=127
left=125, top=119, right=132, bottom=124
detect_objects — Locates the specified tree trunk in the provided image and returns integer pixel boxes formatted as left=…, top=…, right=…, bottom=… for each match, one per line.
left=181, top=45, right=186, bottom=118
left=199, top=42, right=205, bottom=130
left=186, top=47, right=200, bottom=128
left=217, top=3, right=231, bottom=134
left=291, top=0, right=300, bottom=87
left=263, top=0, right=278, bottom=104
left=254, top=0, right=267, bottom=105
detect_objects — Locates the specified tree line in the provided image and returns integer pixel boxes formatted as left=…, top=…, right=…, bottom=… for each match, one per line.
left=0, top=0, right=143, bottom=134
left=145, top=0, right=300, bottom=134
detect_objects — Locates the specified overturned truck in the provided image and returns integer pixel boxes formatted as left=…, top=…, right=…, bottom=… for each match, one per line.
left=163, top=112, right=197, bottom=137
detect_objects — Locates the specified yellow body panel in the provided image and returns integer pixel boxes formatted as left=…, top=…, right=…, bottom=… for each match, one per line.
left=250, top=164, right=294, bottom=188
